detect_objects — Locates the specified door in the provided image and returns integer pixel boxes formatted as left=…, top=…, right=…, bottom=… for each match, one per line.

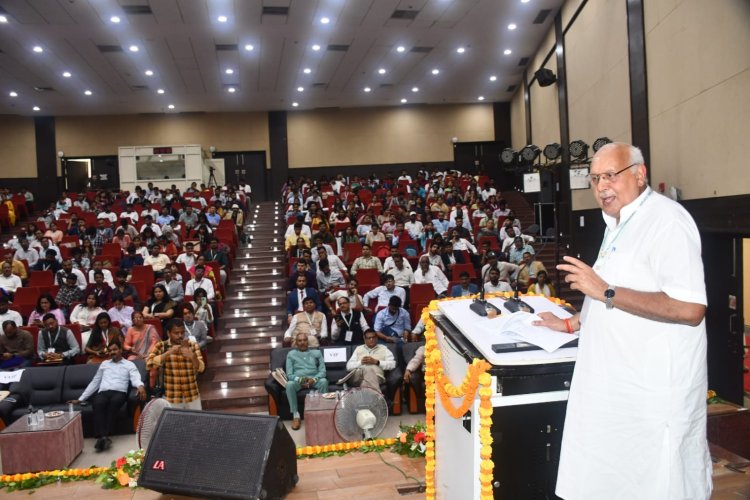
left=214, top=151, right=267, bottom=202
left=64, top=159, right=89, bottom=193
left=702, top=233, right=744, bottom=404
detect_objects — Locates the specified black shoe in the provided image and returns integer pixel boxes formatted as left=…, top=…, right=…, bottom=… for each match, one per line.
left=94, top=438, right=104, bottom=452
left=103, top=437, right=112, bottom=450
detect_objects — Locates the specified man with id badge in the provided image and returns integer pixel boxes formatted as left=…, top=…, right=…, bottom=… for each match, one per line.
left=283, top=297, right=328, bottom=348
left=37, top=313, right=80, bottom=364
left=331, top=296, right=369, bottom=346
left=181, top=304, right=210, bottom=348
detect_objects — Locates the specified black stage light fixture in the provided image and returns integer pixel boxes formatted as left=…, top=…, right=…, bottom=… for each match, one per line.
left=500, top=148, right=517, bottom=165
left=592, top=137, right=612, bottom=152
left=568, top=140, right=589, bottom=160
left=535, top=68, right=557, bottom=87
left=543, top=143, right=562, bottom=161
left=520, top=145, right=541, bottom=163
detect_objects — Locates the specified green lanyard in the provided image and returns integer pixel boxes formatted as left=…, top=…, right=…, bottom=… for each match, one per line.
left=595, top=189, right=653, bottom=270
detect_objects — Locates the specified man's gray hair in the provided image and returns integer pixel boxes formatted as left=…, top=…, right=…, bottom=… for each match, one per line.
left=594, top=142, right=645, bottom=169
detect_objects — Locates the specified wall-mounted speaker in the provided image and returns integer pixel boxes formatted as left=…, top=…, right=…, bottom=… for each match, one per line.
left=138, top=409, right=298, bottom=499
left=535, top=68, right=557, bottom=87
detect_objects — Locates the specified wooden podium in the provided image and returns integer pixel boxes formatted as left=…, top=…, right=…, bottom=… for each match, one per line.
left=431, top=297, right=577, bottom=499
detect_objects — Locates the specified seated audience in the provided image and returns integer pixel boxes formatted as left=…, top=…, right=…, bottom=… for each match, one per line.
left=28, top=293, right=66, bottom=327
left=284, top=331, right=328, bottom=430
left=37, top=314, right=80, bottom=364
left=142, top=284, right=176, bottom=326
left=414, top=255, right=449, bottom=297
left=528, top=270, right=555, bottom=297
left=175, top=242, right=197, bottom=269
left=451, top=271, right=479, bottom=297
left=508, top=236, right=535, bottom=265
left=156, top=267, right=184, bottom=302
left=119, top=245, right=144, bottom=273
left=56, top=259, right=87, bottom=290
left=0, top=320, right=34, bottom=370
left=325, top=278, right=364, bottom=313
left=202, top=238, right=228, bottom=285
left=286, top=275, right=321, bottom=322
left=331, top=296, right=369, bottom=345
left=0, top=296, right=23, bottom=325
left=485, top=268, right=513, bottom=294
left=316, top=259, right=346, bottom=294
left=69, top=340, right=146, bottom=452
left=373, top=296, right=411, bottom=344
left=113, top=270, right=140, bottom=306
left=70, top=293, right=106, bottom=332
left=181, top=304, right=210, bottom=348
left=190, top=288, right=215, bottom=324
left=350, top=244, right=383, bottom=276
left=33, top=249, right=61, bottom=272
left=403, top=344, right=425, bottom=396
left=339, top=329, right=396, bottom=394
left=386, top=254, right=415, bottom=289
left=84, top=312, right=122, bottom=364
left=13, top=238, right=39, bottom=267
left=0, top=262, right=22, bottom=299
left=185, top=265, right=215, bottom=300
left=517, top=251, right=547, bottom=289
left=123, top=311, right=160, bottom=361
left=56, top=273, right=84, bottom=312
left=107, top=295, right=134, bottom=335
left=284, top=296, right=328, bottom=347
left=481, top=252, right=520, bottom=282
left=363, top=275, right=407, bottom=311
left=85, top=270, right=114, bottom=307
left=144, top=245, right=171, bottom=273
left=88, top=260, right=115, bottom=288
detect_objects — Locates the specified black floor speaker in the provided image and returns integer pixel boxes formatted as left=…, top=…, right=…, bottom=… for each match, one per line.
left=138, top=409, right=298, bottom=499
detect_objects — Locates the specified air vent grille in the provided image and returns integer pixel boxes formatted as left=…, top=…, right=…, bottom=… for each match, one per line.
left=518, top=57, right=529, bottom=67
left=506, top=85, right=517, bottom=92
left=327, top=44, right=349, bottom=52
left=379, top=83, right=393, bottom=88
left=97, top=45, right=123, bottom=53
left=33, top=86, right=55, bottom=92
left=391, top=9, right=419, bottom=20
left=311, top=83, right=327, bottom=88
left=533, top=9, right=552, bottom=24
left=215, top=44, right=238, bottom=51
left=131, top=85, right=149, bottom=91
left=122, top=5, right=153, bottom=15
left=262, top=6, right=289, bottom=16
left=410, top=46, right=432, bottom=53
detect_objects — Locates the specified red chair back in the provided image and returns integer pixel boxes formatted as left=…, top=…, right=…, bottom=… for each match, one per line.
left=410, top=283, right=436, bottom=304
left=356, top=268, right=380, bottom=287
left=451, top=263, right=476, bottom=280
left=131, top=266, right=155, bottom=290
left=14, top=286, right=41, bottom=305
left=29, top=270, right=54, bottom=287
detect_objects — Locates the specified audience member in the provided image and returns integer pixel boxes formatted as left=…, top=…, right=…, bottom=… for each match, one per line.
left=185, top=265, right=215, bottom=300
left=37, top=314, right=80, bottom=364
left=284, top=296, right=328, bottom=348
left=484, top=268, right=513, bottom=294
left=0, top=297, right=23, bottom=326
left=0, top=262, right=22, bottom=299
left=181, top=304, right=210, bottom=348
left=528, top=270, right=555, bottom=297
left=28, top=293, right=66, bottom=327
left=451, top=271, right=479, bottom=297
left=84, top=312, right=122, bottom=364
left=363, top=275, right=406, bottom=311
left=350, top=244, right=383, bottom=276
left=414, top=255, right=449, bottom=297
left=70, top=293, right=106, bottom=332
left=107, top=295, right=134, bottom=334
left=0, top=320, right=34, bottom=370
left=373, top=296, right=411, bottom=344
left=340, top=329, right=396, bottom=394
left=331, top=296, right=369, bottom=345
left=156, top=267, right=184, bottom=302
left=284, top=331, right=328, bottom=430
left=142, top=284, right=176, bottom=326
left=123, top=311, right=159, bottom=361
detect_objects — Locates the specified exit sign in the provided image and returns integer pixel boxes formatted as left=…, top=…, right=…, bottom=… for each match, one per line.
left=153, top=147, right=172, bottom=154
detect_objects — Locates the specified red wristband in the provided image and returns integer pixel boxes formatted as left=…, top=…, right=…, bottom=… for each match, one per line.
left=563, top=319, right=574, bottom=334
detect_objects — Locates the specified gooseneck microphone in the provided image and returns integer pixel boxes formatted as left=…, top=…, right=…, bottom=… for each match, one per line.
left=503, top=263, right=535, bottom=314
left=469, top=263, right=502, bottom=317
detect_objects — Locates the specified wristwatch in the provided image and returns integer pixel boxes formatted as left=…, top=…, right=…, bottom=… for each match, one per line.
left=604, top=286, right=616, bottom=310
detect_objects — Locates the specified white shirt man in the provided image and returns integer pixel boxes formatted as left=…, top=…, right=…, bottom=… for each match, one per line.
left=97, top=210, right=117, bottom=223
left=140, top=208, right=160, bottom=221
left=139, top=221, right=162, bottom=237
left=0, top=303, right=23, bottom=326
left=480, top=186, right=497, bottom=201
left=14, top=245, right=39, bottom=267
left=362, top=281, right=406, bottom=309
left=284, top=223, right=312, bottom=239
left=120, top=209, right=139, bottom=223
left=413, top=260, right=449, bottom=296
left=0, top=266, right=22, bottom=294
left=88, top=268, right=115, bottom=288
left=404, top=214, right=424, bottom=240
left=175, top=250, right=197, bottom=269
left=185, top=276, right=215, bottom=300
left=384, top=257, right=415, bottom=288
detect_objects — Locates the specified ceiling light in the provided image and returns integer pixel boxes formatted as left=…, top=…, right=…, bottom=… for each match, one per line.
left=363, top=87, right=371, bottom=92
left=33, top=106, right=40, bottom=111
left=508, top=23, right=517, bottom=30
left=378, top=68, right=386, bottom=74
left=63, top=71, right=72, bottom=78
left=292, top=102, right=299, bottom=107
left=521, top=0, right=530, bottom=3
left=157, top=88, right=165, bottom=94
left=489, top=75, right=497, bottom=81
left=303, top=68, right=311, bottom=74
left=33, top=46, right=43, bottom=53
left=145, top=70, right=154, bottom=76
left=431, top=69, right=440, bottom=75
left=9, top=91, right=18, bottom=97
left=217, top=15, right=228, bottom=23
left=129, top=45, right=139, bottom=52
left=400, top=98, right=407, bottom=103
left=244, top=44, right=254, bottom=51
left=109, top=16, right=120, bottom=24
left=225, top=68, right=234, bottom=75
left=478, top=96, right=485, bottom=101
left=227, top=87, right=236, bottom=93
left=312, top=44, right=321, bottom=51
left=0, top=15, right=7, bottom=24
left=411, top=87, right=419, bottom=92
left=504, top=49, right=512, bottom=55
left=297, top=86, right=304, bottom=92
left=456, top=47, right=465, bottom=54
left=84, top=90, right=92, bottom=96
left=397, top=46, right=405, bottom=53
left=320, top=17, right=330, bottom=24
left=167, top=104, right=175, bottom=110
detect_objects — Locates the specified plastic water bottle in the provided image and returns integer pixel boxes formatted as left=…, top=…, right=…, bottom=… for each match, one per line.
left=68, top=402, right=74, bottom=415
left=37, top=409, right=45, bottom=426
left=27, top=405, right=37, bottom=427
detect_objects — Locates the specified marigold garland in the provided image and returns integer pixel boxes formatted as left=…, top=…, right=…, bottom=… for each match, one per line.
left=0, top=467, right=109, bottom=492
left=295, top=438, right=397, bottom=458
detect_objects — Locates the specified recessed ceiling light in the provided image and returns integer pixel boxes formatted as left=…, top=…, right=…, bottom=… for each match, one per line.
left=504, top=49, right=512, bottom=55
left=129, top=45, right=139, bottom=52
left=0, top=15, right=8, bottom=23
left=456, top=47, right=465, bottom=54
left=145, top=70, right=154, bottom=76
left=478, top=96, right=485, bottom=101
left=33, top=106, right=40, bottom=111
left=397, top=46, right=405, bottom=53
left=489, top=75, right=497, bottom=81
left=227, top=87, right=236, bottom=93
left=400, top=98, right=407, bottom=104
left=508, top=23, right=517, bottom=30
left=32, top=46, right=43, bottom=53
left=109, top=16, right=120, bottom=24
left=292, top=102, right=299, bottom=107
left=244, top=44, right=254, bottom=51
left=167, top=104, right=175, bottom=110
left=378, top=68, right=386, bottom=75
left=320, top=17, right=330, bottom=24
left=431, top=69, right=440, bottom=75
left=225, top=68, right=234, bottom=75
left=157, top=88, right=165, bottom=94
left=217, top=15, right=228, bottom=23
left=303, top=68, right=311, bottom=74
left=521, top=0, right=530, bottom=3
left=411, top=87, right=419, bottom=92
left=363, top=87, right=371, bottom=92
left=63, top=71, right=72, bottom=78
left=9, top=91, right=18, bottom=97
left=297, top=86, right=304, bottom=92
left=312, top=44, right=321, bottom=51
left=84, top=90, right=92, bottom=96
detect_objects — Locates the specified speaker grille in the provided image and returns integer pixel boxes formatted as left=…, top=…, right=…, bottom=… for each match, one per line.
left=140, top=410, right=277, bottom=496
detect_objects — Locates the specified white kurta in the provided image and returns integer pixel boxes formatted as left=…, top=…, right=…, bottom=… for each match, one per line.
left=556, top=187, right=712, bottom=500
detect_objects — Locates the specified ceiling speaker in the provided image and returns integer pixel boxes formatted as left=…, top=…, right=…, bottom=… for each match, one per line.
left=535, top=68, right=557, bottom=87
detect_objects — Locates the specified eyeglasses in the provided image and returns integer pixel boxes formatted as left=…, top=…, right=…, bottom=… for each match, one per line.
left=587, top=163, right=638, bottom=185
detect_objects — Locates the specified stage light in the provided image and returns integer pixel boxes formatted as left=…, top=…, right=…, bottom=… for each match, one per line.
left=593, top=137, right=612, bottom=152
left=520, top=145, right=541, bottom=163
left=500, top=148, right=517, bottom=165
left=543, top=143, right=562, bottom=161
left=569, top=140, right=589, bottom=160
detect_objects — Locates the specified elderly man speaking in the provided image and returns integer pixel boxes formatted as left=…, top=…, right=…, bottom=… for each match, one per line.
left=534, top=143, right=710, bottom=499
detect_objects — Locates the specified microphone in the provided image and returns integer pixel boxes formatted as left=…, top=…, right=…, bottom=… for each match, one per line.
left=469, top=261, right=502, bottom=317
left=503, top=263, right=535, bottom=314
